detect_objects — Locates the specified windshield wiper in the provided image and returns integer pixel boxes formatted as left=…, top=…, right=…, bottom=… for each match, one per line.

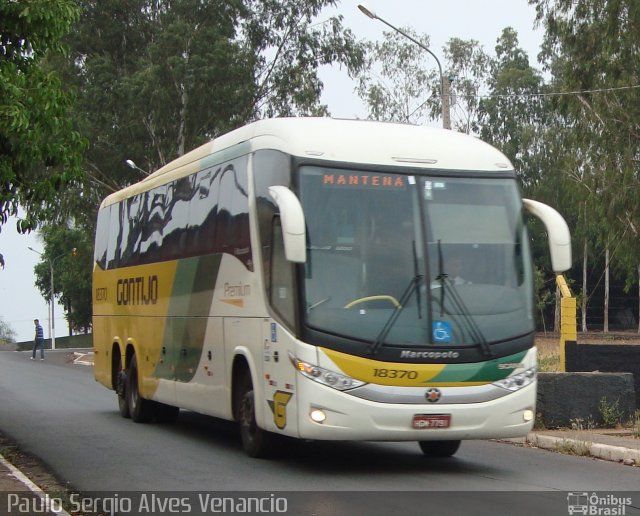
left=367, top=273, right=423, bottom=357
left=412, top=241, right=423, bottom=320
left=434, top=240, right=492, bottom=357
left=368, top=241, right=424, bottom=356
left=435, top=239, right=447, bottom=317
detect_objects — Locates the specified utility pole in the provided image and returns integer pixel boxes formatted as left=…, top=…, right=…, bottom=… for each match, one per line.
left=442, top=75, right=451, bottom=130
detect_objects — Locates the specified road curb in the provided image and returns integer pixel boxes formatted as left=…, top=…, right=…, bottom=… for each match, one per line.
left=0, top=453, right=72, bottom=516
left=526, top=433, right=639, bottom=466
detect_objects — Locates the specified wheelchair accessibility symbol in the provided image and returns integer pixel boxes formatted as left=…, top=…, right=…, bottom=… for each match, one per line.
left=432, top=321, right=452, bottom=343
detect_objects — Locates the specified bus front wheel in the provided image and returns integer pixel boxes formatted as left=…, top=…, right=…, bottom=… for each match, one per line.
left=236, top=371, right=274, bottom=458
left=418, top=440, right=461, bottom=457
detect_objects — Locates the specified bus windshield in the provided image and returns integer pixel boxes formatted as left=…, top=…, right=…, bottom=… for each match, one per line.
left=299, top=166, right=534, bottom=349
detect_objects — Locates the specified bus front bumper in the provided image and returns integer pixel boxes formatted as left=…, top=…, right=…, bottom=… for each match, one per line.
left=294, top=379, right=536, bottom=441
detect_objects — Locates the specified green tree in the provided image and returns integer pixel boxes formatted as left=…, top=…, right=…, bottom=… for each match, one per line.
left=244, top=0, right=365, bottom=119
left=356, top=29, right=492, bottom=132
left=356, top=28, right=436, bottom=124
left=478, top=28, right=552, bottom=190
left=0, top=0, right=86, bottom=235
left=32, top=225, right=92, bottom=334
left=439, top=37, right=490, bottom=134
left=531, top=0, right=640, bottom=331
left=59, top=0, right=365, bottom=209
left=0, top=319, right=17, bottom=345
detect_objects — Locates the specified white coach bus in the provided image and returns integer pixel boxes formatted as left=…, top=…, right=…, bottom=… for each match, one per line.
left=93, top=117, right=571, bottom=457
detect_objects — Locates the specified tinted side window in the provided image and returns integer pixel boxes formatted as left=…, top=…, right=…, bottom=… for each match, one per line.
left=138, top=184, right=168, bottom=265
left=103, top=155, right=254, bottom=270
left=120, top=194, right=144, bottom=267
left=188, top=167, right=220, bottom=257
left=252, top=150, right=292, bottom=295
left=94, top=206, right=110, bottom=270
left=270, top=218, right=296, bottom=328
left=216, top=158, right=252, bottom=270
left=106, top=204, right=121, bottom=269
left=162, top=176, right=195, bottom=261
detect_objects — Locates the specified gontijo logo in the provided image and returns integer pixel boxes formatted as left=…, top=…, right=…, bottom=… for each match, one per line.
left=117, top=275, right=158, bottom=305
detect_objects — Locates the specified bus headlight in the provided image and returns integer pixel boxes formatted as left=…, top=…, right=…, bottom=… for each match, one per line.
left=493, top=366, right=536, bottom=392
left=289, top=353, right=366, bottom=391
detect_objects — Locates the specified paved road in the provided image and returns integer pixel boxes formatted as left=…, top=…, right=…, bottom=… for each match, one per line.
left=0, top=350, right=638, bottom=516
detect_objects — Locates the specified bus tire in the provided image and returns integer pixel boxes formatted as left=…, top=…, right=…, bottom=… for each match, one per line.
left=116, top=367, right=130, bottom=418
left=126, top=354, right=154, bottom=423
left=418, top=440, right=461, bottom=457
left=236, top=371, right=274, bottom=458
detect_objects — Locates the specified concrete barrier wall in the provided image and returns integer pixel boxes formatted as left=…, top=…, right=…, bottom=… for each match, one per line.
left=565, top=341, right=640, bottom=408
left=16, top=333, right=92, bottom=351
left=537, top=372, right=636, bottom=428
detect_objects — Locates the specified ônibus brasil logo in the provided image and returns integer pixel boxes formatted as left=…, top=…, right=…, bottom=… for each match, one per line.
left=567, top=492, right=633, bottom=515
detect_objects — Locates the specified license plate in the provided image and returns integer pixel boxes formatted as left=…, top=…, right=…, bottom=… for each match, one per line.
left=412, top=414, right=451, bottom=429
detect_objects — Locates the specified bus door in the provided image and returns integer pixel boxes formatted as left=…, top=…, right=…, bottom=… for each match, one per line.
left=262, top=319, right=298, bottom=435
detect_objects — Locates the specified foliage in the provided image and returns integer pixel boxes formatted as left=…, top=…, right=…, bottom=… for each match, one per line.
left=478, top=28, right=551, bottom=191
left=537, top=352, right=559, bottom=373
left=355, top=30, right=491, bottom=132
left=32, top=225, right=92, bottom=333
left=0, top=0, right=86, bottom=235
left=535, top=265, right=555, bottom=330
left=440, top=37, right=490, bottom=134
left=598, top=397, right=624, bottom=428
left=531, top=0, right=640, bottom=283
left=0, top=319, right=17, bottom=345
left=58, top=0, right=365, bottom=208
left=243, top=0, right=365, bottom=118
left=356, top=28, right=436, bottom=124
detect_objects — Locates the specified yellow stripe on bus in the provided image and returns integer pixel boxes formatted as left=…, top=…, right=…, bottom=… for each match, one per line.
left=321, top=348, right=448, bottom=387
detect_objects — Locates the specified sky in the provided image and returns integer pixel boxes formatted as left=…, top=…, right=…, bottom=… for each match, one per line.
left=0, top=213, right=66, bottom=343
left=0, top=0, right=544, bottom=343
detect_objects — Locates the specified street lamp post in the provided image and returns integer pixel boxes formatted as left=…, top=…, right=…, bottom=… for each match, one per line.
left=28, top=247, right=73, bottom=350
left=125, top=159, right=150, bottom=176
left=357, top=4, right=451, bottom=130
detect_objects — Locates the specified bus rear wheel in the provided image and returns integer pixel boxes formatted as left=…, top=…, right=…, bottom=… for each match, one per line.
left=236, top=372, right=274, bottom=458
left=116, top=365, right=130, bottom=418
left=126, top=354, right=154, bottom=423
left=418, top=440, right=461, bottom=457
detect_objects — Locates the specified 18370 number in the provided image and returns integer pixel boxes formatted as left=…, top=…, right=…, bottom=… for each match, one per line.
left=372, top=368, right=418, bottom=379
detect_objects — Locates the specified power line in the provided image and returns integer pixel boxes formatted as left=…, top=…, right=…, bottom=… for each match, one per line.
left=455, top=84, right=640, bottom=100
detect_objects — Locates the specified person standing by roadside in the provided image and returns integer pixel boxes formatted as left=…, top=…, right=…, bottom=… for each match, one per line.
left=31, top=319, right=45, bottom=361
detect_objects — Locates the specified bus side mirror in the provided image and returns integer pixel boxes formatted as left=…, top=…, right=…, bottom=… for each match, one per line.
left=522, top=198, right=572, bottom=273
left=268, top=186, right=307, bottom=263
